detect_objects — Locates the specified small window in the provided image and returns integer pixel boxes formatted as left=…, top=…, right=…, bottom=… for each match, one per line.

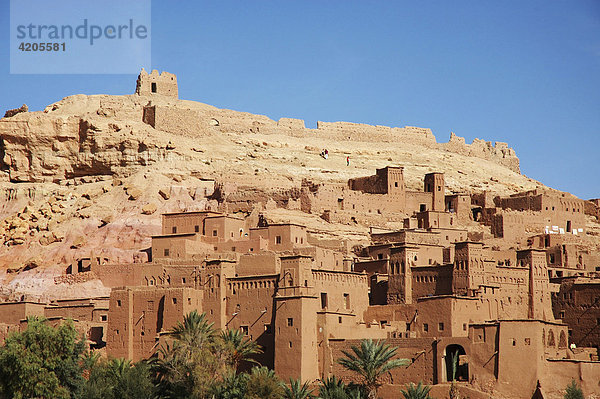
left=344, top=293, right=350, bottom=309
left=115, top=329, right=119, bottom=335
left=182, top=277, right=186, bottom=284
left=289, top=341, right=293, bottom=348
left=172, top=226, right=177, bottom=234
left=423, top=323, right=429, bottom=332
left=321, top=293, right=328, bottom=309
left=101, top=315, right=107, bottom=321
left=512, top=339, right=516, bottom=346
left=394, top=182, right=398, bottom=187
left=463, top=323, right=467, bottom=331
left=287, top=318, right=293, bottom=327
left=338, top=316, right=342, bottom=324
left=172, top=298, right=177, bottom=304
left=559, top=310, right=565, bottom=318
left=240, top=326, right=249, bottom=335
left=194, top=225, right=199, bottom=233
left=164, top=249, right=170, bottom=257
left=151, top=82, right=157, bottom=93
left=524, top=338, right=531, bottom=345
left=438, top=322, right=444, bottom=331
left=276, top=235, right=282, bottom=244
left=117, top=300, right=122, bottom=307
left=295, top=237, right=298, bottom=243
left=212, top=230, right=217, bottom=236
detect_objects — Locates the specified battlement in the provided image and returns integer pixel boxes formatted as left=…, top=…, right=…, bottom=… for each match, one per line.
left=442, top=132, right=520, bottom=173
left=135, top=68, right=178, bottom=98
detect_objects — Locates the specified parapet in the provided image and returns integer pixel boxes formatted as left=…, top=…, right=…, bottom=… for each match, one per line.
left=135, top=68, right=178, bottom=98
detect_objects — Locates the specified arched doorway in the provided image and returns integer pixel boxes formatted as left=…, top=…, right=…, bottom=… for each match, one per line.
left=445, top=344, right=468, bottom=382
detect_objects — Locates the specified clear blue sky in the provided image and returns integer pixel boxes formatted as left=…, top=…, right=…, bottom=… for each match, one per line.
left=1, top=1, right=599, bottom=199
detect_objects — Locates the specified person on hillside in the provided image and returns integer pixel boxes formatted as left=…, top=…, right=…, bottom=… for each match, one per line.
left=346, top=156, right=350, bottom=166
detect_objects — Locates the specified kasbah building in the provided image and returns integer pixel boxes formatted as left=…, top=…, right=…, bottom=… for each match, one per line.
left=1, top=70, right=600, bottom=399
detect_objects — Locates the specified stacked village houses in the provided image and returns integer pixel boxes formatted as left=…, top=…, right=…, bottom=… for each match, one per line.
left=1, top=165, right=598, bottom=398
left=0, top=71, right=599, bottom=398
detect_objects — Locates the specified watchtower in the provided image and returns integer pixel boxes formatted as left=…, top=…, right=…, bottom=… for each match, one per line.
left=424, top=172, right=445, bottom=211
left=135, top=68, right=178, bottom=98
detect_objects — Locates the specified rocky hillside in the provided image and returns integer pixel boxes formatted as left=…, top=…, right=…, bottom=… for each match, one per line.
left=0, top=91, right=572, bottom=300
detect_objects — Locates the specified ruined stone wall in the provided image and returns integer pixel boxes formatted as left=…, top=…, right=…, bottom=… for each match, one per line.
left=441, top=132, right=520, bottom=173
left=143, top=105, right=206, bottom=137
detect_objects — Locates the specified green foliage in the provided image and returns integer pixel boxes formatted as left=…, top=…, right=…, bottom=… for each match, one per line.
left=245, top=366, right=284, bottom=399
left=400, top=381, right=433, bottom=399
left=564, top=380, right=584, bottom=399
left=220, top=328, right=263, bottom=370
left=152, top=310, right=227, bottom=398
left=337, top=339, right=409, bottom=399
left=209, top=371, right=250, bottom=399
left=318, top=376, right=364, bottom=399
left=283, top=378, right=314, bottom=399
left=81, top=358, right=155, bottom=399
left=0, top=317, right=86, bottom=399
left=166, top=310, right=216, bottom=356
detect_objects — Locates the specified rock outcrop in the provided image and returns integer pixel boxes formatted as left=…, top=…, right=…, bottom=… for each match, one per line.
left=3, top=104, right=28, bottom=118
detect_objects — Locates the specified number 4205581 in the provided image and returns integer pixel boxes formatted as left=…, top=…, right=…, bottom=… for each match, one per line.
left=18, top=42, right=66, bottom=51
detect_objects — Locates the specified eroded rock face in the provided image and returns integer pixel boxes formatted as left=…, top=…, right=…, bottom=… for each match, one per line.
left=0, top=96, right=181, bottom=182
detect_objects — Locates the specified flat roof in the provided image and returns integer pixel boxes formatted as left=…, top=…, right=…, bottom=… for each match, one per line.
left=162, top=211, right=222, bottom=217
left=152, top=233, right=197, bottom=239
left=204, top=215, right=244, bottom=221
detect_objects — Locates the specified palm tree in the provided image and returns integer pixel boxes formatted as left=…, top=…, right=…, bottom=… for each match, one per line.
left=337, top=339, right=409, bottom=399
left=400, top=382, right=433, bottom=399
left=220, top=328, right=263, bottom=370
left=166, top=310, right=215, bottom=352
left=283, top=378, right=314, bottom=399
left=107, top=358, right=132, bottom=378
left=318, top=376, right=348, bottom=399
